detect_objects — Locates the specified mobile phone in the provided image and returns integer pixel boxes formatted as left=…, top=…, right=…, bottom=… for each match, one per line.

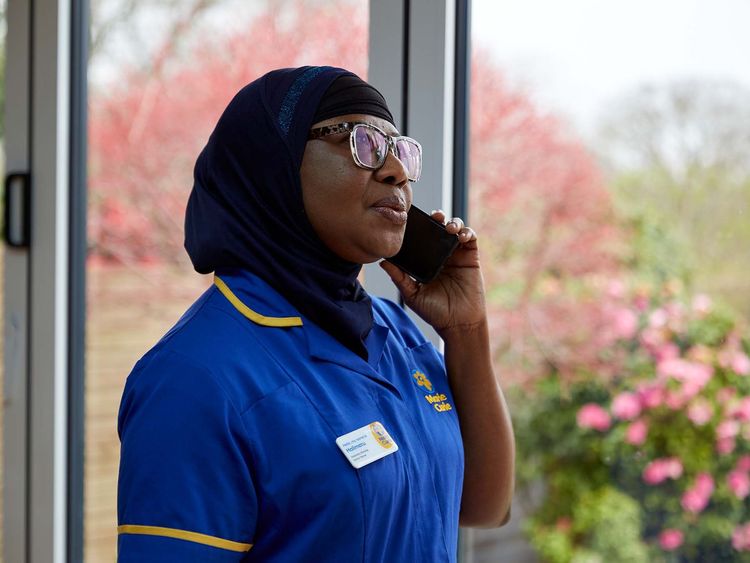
left=385, top=205, right=460, bottom=284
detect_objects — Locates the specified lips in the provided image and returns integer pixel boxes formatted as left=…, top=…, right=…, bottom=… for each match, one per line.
left=371, top=195, right=407, bottom=212
left=371, top=195, right=408, bottom=225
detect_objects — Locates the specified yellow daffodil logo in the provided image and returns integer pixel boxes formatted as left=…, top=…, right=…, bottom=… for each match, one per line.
left=411, top=369, right=433, bottom=393
left=369, top=422, right=394, bottom=449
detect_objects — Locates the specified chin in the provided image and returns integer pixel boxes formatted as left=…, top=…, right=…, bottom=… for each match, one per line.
left=382, top=245, right=403, bottom=259
left=380, top=235, right=406, bottom=259
left=355, top=242, right=403, bottom=264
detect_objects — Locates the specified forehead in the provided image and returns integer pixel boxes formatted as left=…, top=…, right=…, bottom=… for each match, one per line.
left=310, top=113, right=399, bottom=136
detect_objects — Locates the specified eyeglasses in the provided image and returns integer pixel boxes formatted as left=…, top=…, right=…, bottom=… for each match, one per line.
left=308, top=121, right=422, bottom=182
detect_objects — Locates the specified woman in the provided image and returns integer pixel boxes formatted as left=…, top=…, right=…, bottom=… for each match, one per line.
left=117, top=66, right=515, bottom=562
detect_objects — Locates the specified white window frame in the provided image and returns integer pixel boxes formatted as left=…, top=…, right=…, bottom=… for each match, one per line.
left=4, top=0, right=74, bottom=561
left=368, top=1, right=474, bottom=560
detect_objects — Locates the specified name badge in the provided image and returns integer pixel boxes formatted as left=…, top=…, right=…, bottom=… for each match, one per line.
left=335, top=421, right=399, bottom=469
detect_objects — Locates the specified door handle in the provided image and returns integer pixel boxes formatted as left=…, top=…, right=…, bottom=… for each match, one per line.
left=4, top=172, right=31, bottom=248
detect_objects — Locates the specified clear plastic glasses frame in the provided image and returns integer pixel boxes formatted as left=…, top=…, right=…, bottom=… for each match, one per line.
left=308, top=121, right=423, bottom=182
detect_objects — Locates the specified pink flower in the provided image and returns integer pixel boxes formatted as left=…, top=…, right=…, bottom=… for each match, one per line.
left=729, top=397, right=750, bottom=422
left=659, top=528, right=684, bottom=551
left=607, top=279, right=626, bottom=298
left=681, top=473, right=714, bottom=514
left=692, top=294, right=712, bottom=315
left=576, top=403, right=611, bottom=432
left=654, top=342, right=680, bottom=362
left=643, top=457, right=683, bottom=485
left=718, top=420, right=741, bottom=440
left=695, top=472, right=715, bottom=495
left=681, top=489, right=708, bottom=513
left=634, top=292, right=650, bottom=312
left=665, top=389, right=686, bottom=410
left=638, top=383, right=665, bottom=409
left=732, top=353, right=750, bottom=376
left=687, top=399, right=714, bottom=426
left=649, top=309, right=668, bottom=328
left=665, top=458, right=684, bottom=479
left=657, top=358, right=713, bottom=387
left=732, top=523, right=750, bottom=551
left=612, top=392, right=641, bottom=420
left=626, top=419, right=649, bottom=446
left=717, top=436, right=736, bottom=455
left=728, top=470, right=750, bottom=499
left=612, top=307, right=639, bottom=340
left=736, top=455, right=750, bottom=472
left=717, top=387, right=737, bottom=405
left=641, top=327, right=667, bottom=350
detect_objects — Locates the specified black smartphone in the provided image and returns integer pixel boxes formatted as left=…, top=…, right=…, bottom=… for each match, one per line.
left=385, top=205, right=460, bottom=284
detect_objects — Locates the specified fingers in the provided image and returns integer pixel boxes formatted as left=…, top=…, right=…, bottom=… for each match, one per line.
left=431, top=209, right=448, bottom=224
left=446, top=217, right=465, bottom=233
left=458, top=227, right=477, bottom=242
left=379, top=260, right=421, bottom=300
left=430, top=209, right=477, bottom=243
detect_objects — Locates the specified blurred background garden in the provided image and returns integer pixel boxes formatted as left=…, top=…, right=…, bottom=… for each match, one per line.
left=2, top=0, right=750, bottom=560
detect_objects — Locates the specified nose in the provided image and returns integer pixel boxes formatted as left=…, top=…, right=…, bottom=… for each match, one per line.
left=374, top=147, right=409, bottom=187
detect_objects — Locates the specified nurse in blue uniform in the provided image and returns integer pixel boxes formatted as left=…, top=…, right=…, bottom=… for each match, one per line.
left=117, top=66, right=515, bottom=562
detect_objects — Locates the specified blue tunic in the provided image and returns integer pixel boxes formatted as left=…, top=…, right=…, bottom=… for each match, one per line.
left=117, top=268, right=465, bottom=562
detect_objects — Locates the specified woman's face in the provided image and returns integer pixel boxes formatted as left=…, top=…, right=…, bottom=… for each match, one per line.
left=300, top=113, right=412, bottom=264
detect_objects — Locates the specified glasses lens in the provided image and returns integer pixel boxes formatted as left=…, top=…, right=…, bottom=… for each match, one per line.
left=353, top=126, right=387, bottom=168
left=396, top=138, right=422, bottom=181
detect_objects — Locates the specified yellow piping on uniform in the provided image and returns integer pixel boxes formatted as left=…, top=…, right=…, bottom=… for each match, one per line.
left=214, top=275, right=303, bottom=327
left=118, top=524, right=253, bottom=552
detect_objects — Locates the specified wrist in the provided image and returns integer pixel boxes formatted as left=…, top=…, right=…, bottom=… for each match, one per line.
left=437, top=317, right=489, bottom=342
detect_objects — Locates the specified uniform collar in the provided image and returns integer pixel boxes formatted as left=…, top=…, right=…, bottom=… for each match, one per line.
left=213, top=268, right=389, bottom=373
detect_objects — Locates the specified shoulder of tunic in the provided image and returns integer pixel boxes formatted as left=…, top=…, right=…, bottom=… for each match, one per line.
left=124, top=286, right=298, bottom=416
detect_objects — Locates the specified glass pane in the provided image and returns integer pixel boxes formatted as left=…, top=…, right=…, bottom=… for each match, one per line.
left=471, top=1, right=750, bottom=561
left=1, top=0, right=6, bottom=554
left=85, top=1, right=369, bottom=560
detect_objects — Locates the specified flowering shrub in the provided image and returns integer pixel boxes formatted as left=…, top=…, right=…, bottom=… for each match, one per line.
left=513, top=284, right=750, bottom=562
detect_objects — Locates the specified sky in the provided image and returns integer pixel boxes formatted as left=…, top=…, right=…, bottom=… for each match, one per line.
left=471, top=0, right=750, bottom=140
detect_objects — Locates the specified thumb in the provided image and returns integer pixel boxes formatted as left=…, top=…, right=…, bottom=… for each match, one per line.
left=379, top=260, right=420, bottom=302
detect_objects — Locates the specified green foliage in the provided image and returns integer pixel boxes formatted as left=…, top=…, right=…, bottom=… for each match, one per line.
left=524, top=522, right=574, bottom=563
left=620, top=206, right=690, bottom=287
left=515, top=283, right=750, bottom=562
left=574, top=487, right=649, bottom=562
left=598, top=81, right=750, bottom=319
left=685, top=307, right=736, bottom=348
left=608, top=160, right=750, bottom=321
left=526, top=487, right=649, bottom=563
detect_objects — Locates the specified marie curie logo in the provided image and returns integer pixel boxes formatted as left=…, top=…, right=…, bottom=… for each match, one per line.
left=411, top=369, right=433, bottom=393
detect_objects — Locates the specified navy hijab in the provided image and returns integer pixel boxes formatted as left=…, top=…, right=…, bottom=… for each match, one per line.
left=184, top=66, right=379, bottom=359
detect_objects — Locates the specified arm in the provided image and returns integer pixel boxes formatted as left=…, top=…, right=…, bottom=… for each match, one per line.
left=380, top=209, right=516, bottom=528
left=118, top=349, right=258, bottom=561
left=440, top=319, right=515, bottom=527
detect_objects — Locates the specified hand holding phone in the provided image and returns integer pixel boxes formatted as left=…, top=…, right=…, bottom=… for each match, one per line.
left=385, top=205, right=460, bottom=284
